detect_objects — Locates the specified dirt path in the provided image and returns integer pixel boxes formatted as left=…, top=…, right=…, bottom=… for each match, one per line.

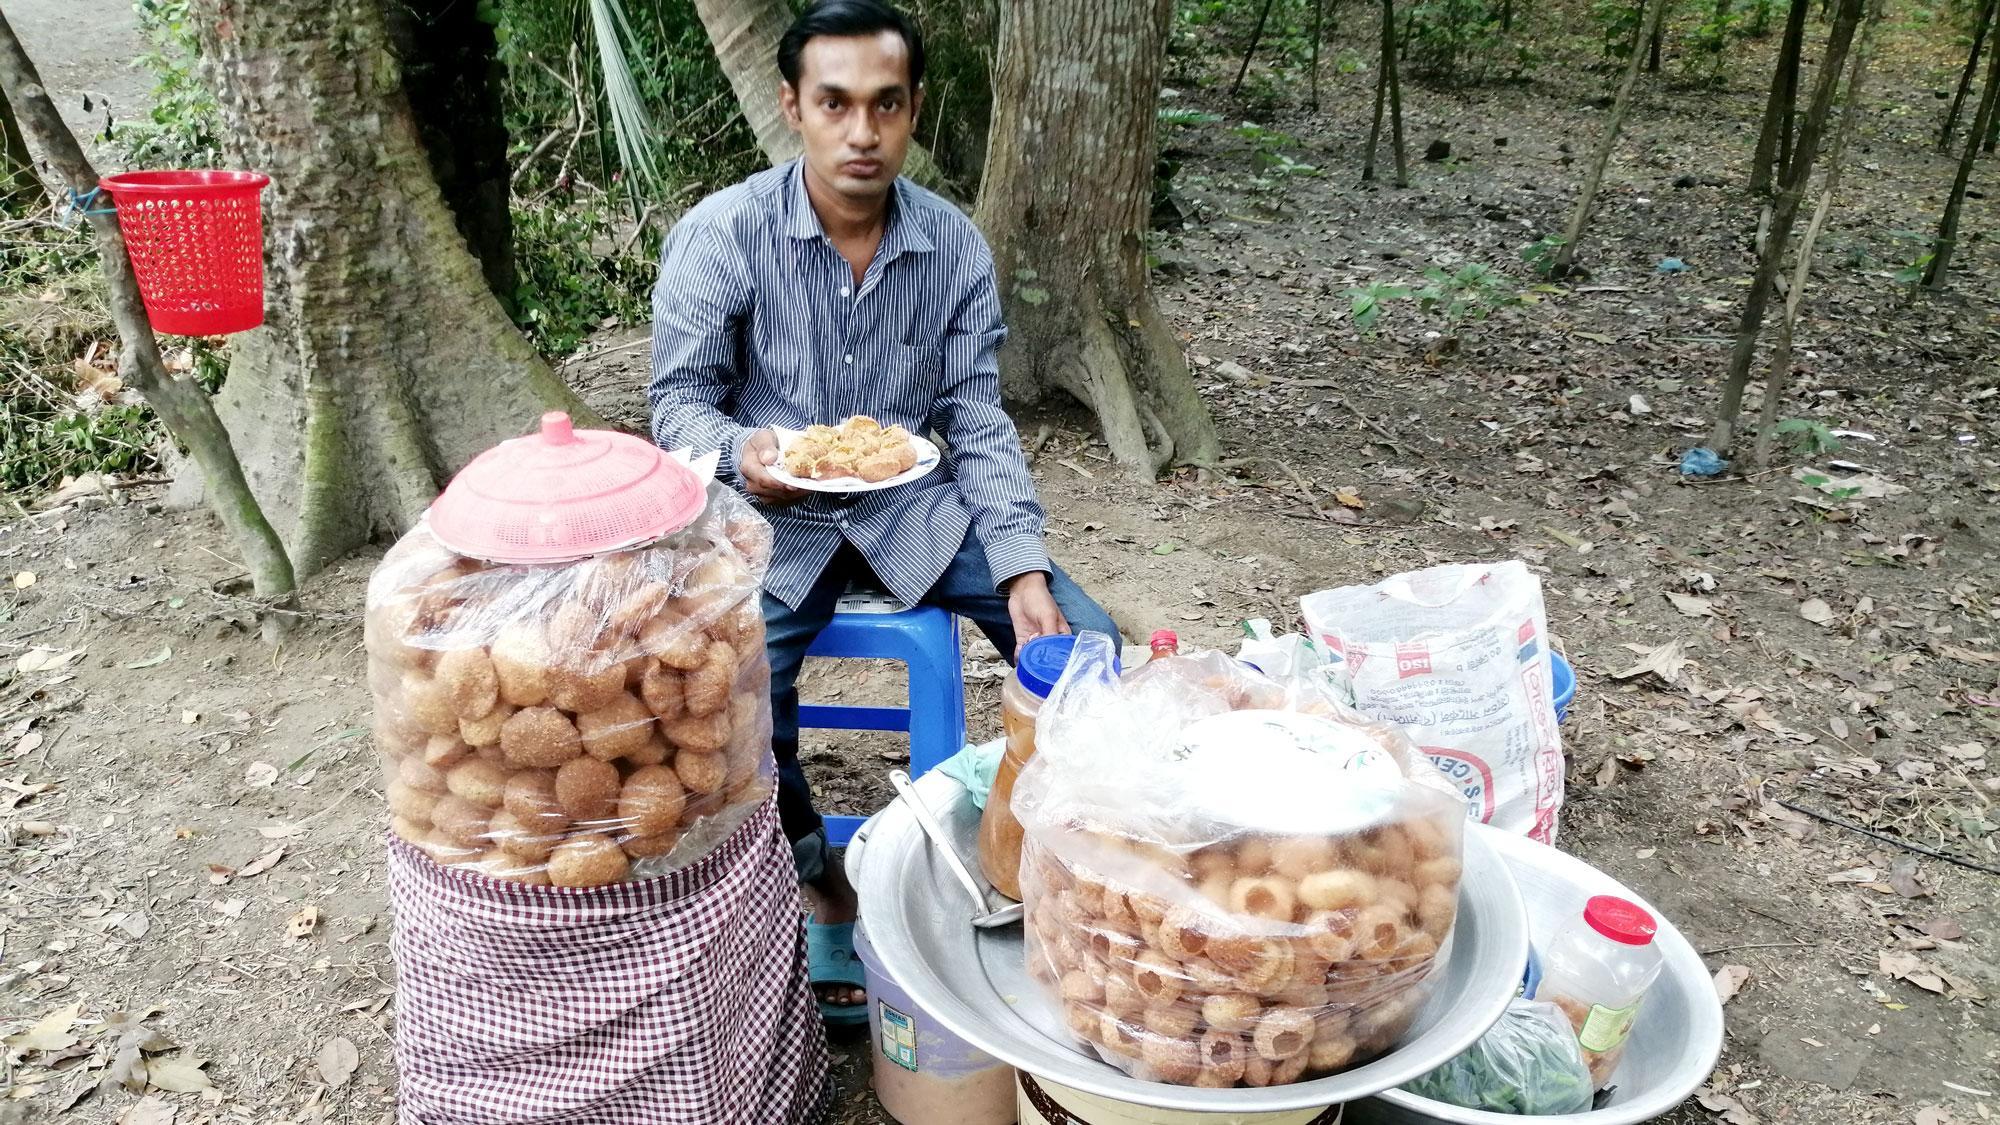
left=6, top=0, right=151, bottom=166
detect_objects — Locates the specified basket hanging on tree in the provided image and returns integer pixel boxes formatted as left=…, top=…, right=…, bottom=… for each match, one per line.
left=97, top=170, right=269, bottom=336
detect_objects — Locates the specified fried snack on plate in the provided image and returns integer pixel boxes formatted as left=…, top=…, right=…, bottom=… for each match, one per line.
left=784, top=414, right=920, bottom=482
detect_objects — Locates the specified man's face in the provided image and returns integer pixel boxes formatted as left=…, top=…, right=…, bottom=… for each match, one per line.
left=780, top=30, right=921, bottom=204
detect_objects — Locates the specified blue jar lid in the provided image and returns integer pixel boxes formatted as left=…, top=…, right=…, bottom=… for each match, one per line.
left=1016, top=634, right=1119, bottom=699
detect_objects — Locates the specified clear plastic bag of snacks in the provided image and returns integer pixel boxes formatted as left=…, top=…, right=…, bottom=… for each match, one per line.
left=1014, top=633, right=1465, bottom=1088
left=365, top=483, right=775, bottom=887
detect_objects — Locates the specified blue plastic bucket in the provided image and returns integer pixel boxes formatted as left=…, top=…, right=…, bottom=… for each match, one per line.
left=1551, top=651, right=1576, bottom=723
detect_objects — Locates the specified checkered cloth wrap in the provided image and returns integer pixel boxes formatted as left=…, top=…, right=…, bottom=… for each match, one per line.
left=387, top=799, right=830, bottom=1125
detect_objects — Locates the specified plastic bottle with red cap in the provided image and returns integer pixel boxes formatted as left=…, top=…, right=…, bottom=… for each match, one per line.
left=1536, top=893, right=1665, bottom=1088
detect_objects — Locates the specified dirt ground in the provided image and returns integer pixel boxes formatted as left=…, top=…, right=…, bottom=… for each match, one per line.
left=4, top=9, right=1999, bottom=1125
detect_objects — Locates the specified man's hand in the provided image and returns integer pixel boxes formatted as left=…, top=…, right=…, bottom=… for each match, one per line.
left=1005, top=571, right=1069, bottom=659
left=740, top=428, right=811, bottom=507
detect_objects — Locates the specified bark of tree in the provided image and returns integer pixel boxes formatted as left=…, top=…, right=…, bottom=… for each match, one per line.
left=1925, top=31, right=2000, bottom=288
left=1707, top=0, right=1863, bottom=453
left=182, top=0, right=595, bottom=579
left=0, top=10, right=295, bottom=603
left=1232, top=0, right=1280, bottom=95
left=973, top=0, right=1219, bottom=477
left=0, top=84, right=34, bottom=210
left=1363, top=0, right=1409, bottom=187
left=1552, top=0, right=1668, bottom=277
left=692, top=0, right=952, bottom=194
left=384, top=0, right=517, bottom=310
left=1753, top=1, right=1876, bottom=467
left=1939, top=0, right=1995, bottom=154
left=1310, top=0, right=1327, bottom=111
left=1647, top=6, right=1665, bottom=71
left=1750, top=0, right=1808, bottom=195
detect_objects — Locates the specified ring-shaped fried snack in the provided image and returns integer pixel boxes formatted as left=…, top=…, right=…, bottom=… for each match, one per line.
left=1253, top=1007, right=1314, bottom=1061
left=1298, top=869, right=1376, bottom=912
left=1229, top=876, right=1298, bottom=922
left=1131, top=951, right=1186, bottom=1007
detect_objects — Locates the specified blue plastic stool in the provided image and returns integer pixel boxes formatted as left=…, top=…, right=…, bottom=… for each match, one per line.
left=799, top=589, right=967, bottom=846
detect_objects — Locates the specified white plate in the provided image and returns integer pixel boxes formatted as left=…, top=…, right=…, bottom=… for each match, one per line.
left=765, top=425, right=941, bottom=493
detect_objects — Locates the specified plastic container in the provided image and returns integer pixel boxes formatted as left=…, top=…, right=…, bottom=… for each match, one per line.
left=364, top=413, right=779, bottom=886
left=857, top=920, right=1018, bottom=1125
left=1017, top=1072, right=1342, bottom=1124
left=1534, top=896, right=1663, bottom=1088
left=1148, top=629, right=1180, bottom=660
left=976, top=634, right=1109, bottom=900
left=98, top=170, right=270, bottom=336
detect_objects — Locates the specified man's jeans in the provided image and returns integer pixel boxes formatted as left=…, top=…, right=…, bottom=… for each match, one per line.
left=763, top=532, right=1120, bottom=882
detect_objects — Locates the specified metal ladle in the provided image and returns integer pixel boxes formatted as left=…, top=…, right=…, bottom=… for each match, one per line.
left=888, top=770, right=1024, bottom=929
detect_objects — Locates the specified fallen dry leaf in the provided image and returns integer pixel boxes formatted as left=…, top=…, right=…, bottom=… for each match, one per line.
left=1825, top=866, right=1879, bottom=884
left=243, top=762, right=278, bottom=788
left=1919, top=918, right=1966, bottom=942
left=317, top=1036, right=359, bottom=1088
left=288, top=905, right=320, bottom=939
left=1888, top=860, right=1933, bottom=900
left=4, top=1002, right=81, bottom=1055
left=1713, top=964, right=1751, bottom=1004
left=257, top=823, right=302, bottom=840
left=11, top=571, right=33, bottom=589
left=1614, top=640, right=1690, bottom=684
left=1914, top=1107, right=1966, bottom=1125
left=144, top=1056, right=210, bottom=1093
left=118, top=1096, right=175, bottom=1125
left=1934, top=644, right=2000, bottom=666
left=1799, top=598, right=1836, bottom=626
left=236, top=848, right=284, bottom=879
left=1879, top=949, right=1949, bottom=994
left=1332, top=487, right=1366, bottom=509
left=15, top=646, right=85, bottom=674
left=1696, top=1087, right=1760, bottom=1125
left=1667, top=592, right=1716, bottom=618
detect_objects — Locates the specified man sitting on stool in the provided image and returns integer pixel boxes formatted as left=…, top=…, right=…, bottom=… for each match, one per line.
left=647, top=0, right=1120, bottom=1024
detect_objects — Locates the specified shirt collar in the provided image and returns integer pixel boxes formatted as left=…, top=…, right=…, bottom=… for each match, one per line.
left=782, top=158, right=934, bottom=256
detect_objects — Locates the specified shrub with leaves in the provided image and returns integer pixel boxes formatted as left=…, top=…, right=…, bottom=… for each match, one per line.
left=1417, top=262, right=1520, bottom=335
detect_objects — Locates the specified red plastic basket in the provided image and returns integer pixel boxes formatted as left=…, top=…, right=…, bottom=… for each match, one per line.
left=98, top=170, right=270, bottom=336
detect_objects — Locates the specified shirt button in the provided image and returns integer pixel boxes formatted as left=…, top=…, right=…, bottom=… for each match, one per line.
left=838, top=519, right=850, bottom=530
left=839, top=286, right=851, bottom=297
left=843, top=354, right=854, bottom=365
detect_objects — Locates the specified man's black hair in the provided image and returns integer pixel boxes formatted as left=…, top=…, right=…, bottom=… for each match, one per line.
left=777, top=0, right=925, bottom=92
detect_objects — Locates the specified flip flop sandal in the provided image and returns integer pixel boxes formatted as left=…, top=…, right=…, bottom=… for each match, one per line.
left=806, top=918, right=869, bottom=1026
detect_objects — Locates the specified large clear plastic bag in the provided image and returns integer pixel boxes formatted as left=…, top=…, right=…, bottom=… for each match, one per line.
left=1399, top=999, right=1594, bottom=1115
left=364, top=484, right=775, bottom=887
left=1013, top=633, right=1465, bottom=1089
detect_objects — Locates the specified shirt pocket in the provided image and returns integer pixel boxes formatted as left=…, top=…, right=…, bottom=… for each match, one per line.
left=893, top=342, right=944, bottom=406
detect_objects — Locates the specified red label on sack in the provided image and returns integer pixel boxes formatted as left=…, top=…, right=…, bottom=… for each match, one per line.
left=1425, top=747, right=1496, bottom=824
left=1396, top=643, right=1433, bottom=678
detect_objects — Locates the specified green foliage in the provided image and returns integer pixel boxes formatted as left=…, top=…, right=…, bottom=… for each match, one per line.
left=509, top=197, right=653, bottom=356
left=1519, top=234, right=1568, bottom=278
left=1404, top=0, right=1510, bottom=81
left=1775, top=419, right=1842, bottom=456
left=1416, top=262, right=1519, bottom=334
left=1345, top=280, right=1413, bottom=332
left=0, top=226, right=167, bottom=496
left=121, top=0, right=223, bottom=168
left=1234, top=122, right=1318, bottom=211
left=1160, top=107, right=1226, bottom=128
left=1591, top=0, right=1646, bottom=58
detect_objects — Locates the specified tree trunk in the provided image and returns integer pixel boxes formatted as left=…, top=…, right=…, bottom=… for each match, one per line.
left=1232, top=0, right=1280, bottom=94
left=384, top=0, right=517, bottom=310
left=1707, top=0, right=1863, bottom=453
left=1939, top=0, right=1995, bottom=153
left=1383, top=0, right=1409, bottom=187
left=1363, top=51, right=1389, bottom=181
left=183, top=0, right=595, bottom=579
left=691, top=0, right=953, bottom=194
left=0, top=10, right=295, bottom=604
left=1647, top=6, right=1666, bottom=71
left=973, top=0, right=1219, bottom=477
left=0, top=84, right=34, bottom=210
left=1310, top=0, right=1327, bottom=111
left=1552, top=0, right=1668, bottom=277
left=1926, top=31, right=2000, bottom=288
left=1750, top=0, right=1808, bottom=194
left=1753, top=0, right=1876, bottom=468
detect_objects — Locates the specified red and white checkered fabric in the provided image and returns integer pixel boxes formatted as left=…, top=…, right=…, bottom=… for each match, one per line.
left=387, top=799, right=830, bottom=1124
